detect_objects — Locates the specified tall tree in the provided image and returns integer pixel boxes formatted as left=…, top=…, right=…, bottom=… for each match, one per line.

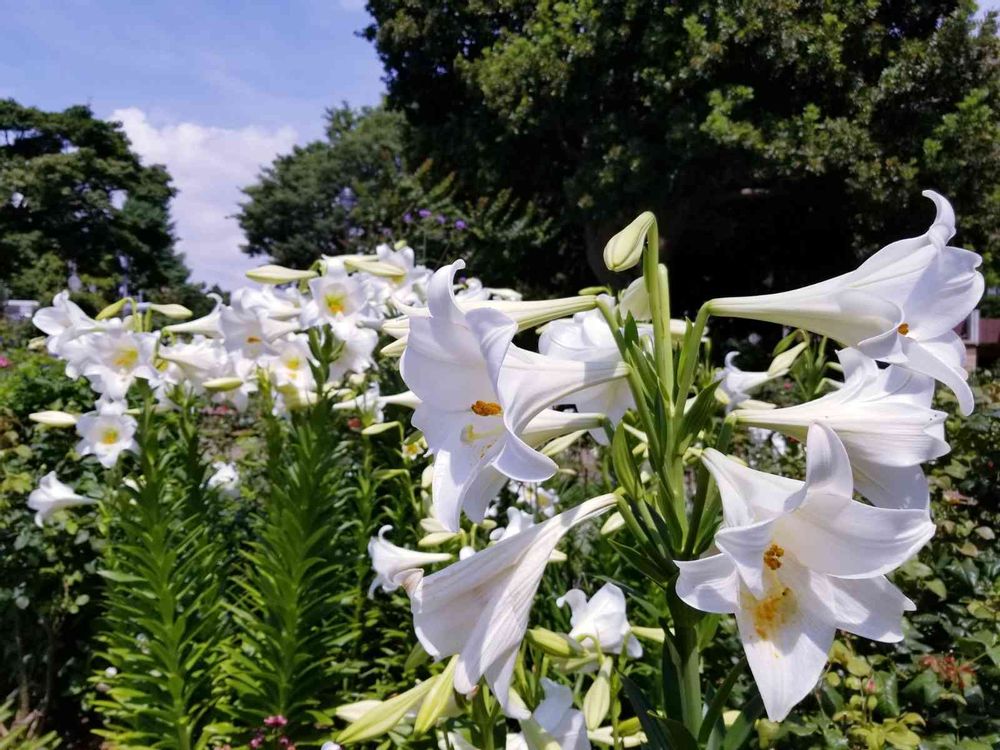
left=238, top=104, right=555, bottom=289
left=0, top=100, right=190, bottom=304
left=364, top=0, right=1000, bottom=309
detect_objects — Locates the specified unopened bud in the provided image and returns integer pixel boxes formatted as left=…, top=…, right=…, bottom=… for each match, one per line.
left=526, top=627, right=581, bottom=659
left=203, top=377, right=244, bottom=393
left=149, top=303, right=193, bottom=319
left=29, top=410, right=78, bottom=427
left=604, top=212, right=655, bottom=272
left=96, top=298, right=129, bottom=320
left=246, top=264, right=318, bottom=284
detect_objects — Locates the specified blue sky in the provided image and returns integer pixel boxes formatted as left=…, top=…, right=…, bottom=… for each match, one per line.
left=2, top=0, right=385, bottom=289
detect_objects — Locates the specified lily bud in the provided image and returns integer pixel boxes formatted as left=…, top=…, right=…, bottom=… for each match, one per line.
left=604, top=211, right=655, bottom=272
left=29, top=410, right=78, bottom=427
left=149, top=303, right=193, bottom=319
left=95, top=298, right=129, bottom=320
left=413, top=657, right=458, bottom=734
left=344, top=256, right=407, bottom=280
left=246, top=264, right=318, bottom=284
left=630, top=626, right=666, bottom=644
left=599, top=511, right=626, bottom=536
left=418, top=531, right=460, bottom=547
left=360, top=421, right=401, bottom=436
left=767, top=340, right=808, bottom=376
left=526, top=627, right=582, bottom=659
left=583, top=657, right=613, bottom=730
left=336, top=679, right=435, bottom=744
left=203, top=377, right=244, bottom=393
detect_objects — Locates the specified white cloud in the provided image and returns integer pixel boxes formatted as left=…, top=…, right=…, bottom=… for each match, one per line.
left=111, top=107, right=298, bottom=290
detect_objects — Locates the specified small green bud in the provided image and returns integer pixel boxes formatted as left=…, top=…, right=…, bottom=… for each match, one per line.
left=526, top=627, right=582, bottom=659
left=96, top=298, right=129, bottom=320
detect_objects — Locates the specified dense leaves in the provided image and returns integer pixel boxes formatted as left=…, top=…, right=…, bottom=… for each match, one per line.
left=0, top=100, right=195, bottom=306
left=363, top=1, right=1000, bottom=305
left=237, top=105, right=554, bottom=291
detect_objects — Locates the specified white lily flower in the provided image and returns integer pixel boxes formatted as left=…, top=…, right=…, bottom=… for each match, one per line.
left=27, top=471, right=97, bottom=527
left=368, top=525, right=452, bottom=596
left=426, top=407, right=606, bottom=532
left=33, top=290, right=107, bottom=369
left=75, top=401, right=138, bottom=468
left=381, top=293, right=598, bottom=356
left=265, top=334, right=317, bottom=391
left=717, top=351, right=785, bottom=411
left=507, top=679, right=591, bottom=750
left=163, top=294, right=224, bottom=337
left=81, top=329, right=159, bottom=400
left=333, top=385, right=422, bottom=424
left=489, top=507, right=538, bottom=542
left=538, top=301, right=645, bottom=441
left=304, top=267, right=375, bottom=326
left=220, top=300, right=298, bottom=360
left=709, top=191, right=984, bottom=414
left=328, top=319, right=378, bottom=382
left=232, top=285, right=305, bottom=321
left=676, top=423, right=934, bottom=721
left=409, top=493, right=616, bottom=718
left=373, top=243, right=433, bottom=307
left=734, top=349, right=948, bottom=509
left=511, top=481, right=560, bottom=518
left=206, top=461, right=240, bottom=497
left=157, top=337, right=229, bottom=387
left=402, top=261, right=626, bottom=530
left=556, top=583, right=642, bottom=658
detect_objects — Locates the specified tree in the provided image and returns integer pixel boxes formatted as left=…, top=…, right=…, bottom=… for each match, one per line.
left=0, top=100, right=191, bottom=305
left=238, top=104, right=555, bottom=290
left=363, top=0, right=1000, bottom=309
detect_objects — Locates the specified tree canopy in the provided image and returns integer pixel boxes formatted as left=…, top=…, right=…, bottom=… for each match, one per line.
left=238, top=104, right=556, bottom=289
left=363, top=0, right=1000, bottom=309
left=0, top=100, right=191, bottom=306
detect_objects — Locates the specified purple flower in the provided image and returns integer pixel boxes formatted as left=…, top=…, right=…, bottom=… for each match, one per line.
left=417, top=209, right=431, bottom=219
left=403, top=212, right=413, bottom=223
left=435, top=213, right=446, bottom=224
left=454, top=219, right=467, bottom=230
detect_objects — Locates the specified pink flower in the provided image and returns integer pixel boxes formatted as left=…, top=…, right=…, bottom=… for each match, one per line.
left=264, top=715, right=288, bottom=728
left=0, top=356, right=11, bottom=368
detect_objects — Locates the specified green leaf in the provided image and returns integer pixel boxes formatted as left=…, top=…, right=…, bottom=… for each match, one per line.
left=611, top=423, right=642, bottom=498
left=722, top=691, right=763, bottom=750
left=699, top=657, right=747, bottom=745
left=620, top=673, right=670, bottom=750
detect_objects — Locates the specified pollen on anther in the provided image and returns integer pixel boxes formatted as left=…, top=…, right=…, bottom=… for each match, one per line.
left=763, top=543, right=785, bottom=570
left=471, top=400, right=502, bottom=417
left=897, top=322, right=910, bottom=335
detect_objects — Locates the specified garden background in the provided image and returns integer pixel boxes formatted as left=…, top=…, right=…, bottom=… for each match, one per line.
left=2, top=2, right=999, bottom=749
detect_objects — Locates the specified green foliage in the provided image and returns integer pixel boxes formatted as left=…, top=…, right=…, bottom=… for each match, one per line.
left=220, top=375, right=352, bottom=737
left=0, top=348, right=103, bottom=744
left=364, top=1, right=1000, bottom=300
left=0, top=700, right=60, bottom=749
left=237, top=105, right=554, bottom=291
left=0, top=99, right=197, bottom=305
left=93, top=391, right=228, bottom=750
